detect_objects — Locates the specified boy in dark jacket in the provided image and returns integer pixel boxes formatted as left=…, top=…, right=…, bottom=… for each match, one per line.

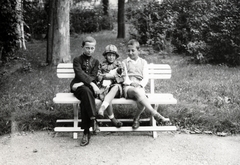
left=70, top=36, right=100, bottom=146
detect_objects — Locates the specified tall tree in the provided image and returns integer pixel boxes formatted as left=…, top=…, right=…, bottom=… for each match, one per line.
left=46, top=0, right=54, bottom=64
left=0, top=0, right=18, bottom=63
left=47, top=0, right=71, bottom=65
left=16, top=0, right=26, bottom=50
left=117, top=0, right=125, bottom=38
left=102, top=0, right=109, bottom=15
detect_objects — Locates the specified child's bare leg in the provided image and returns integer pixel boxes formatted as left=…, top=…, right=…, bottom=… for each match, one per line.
left=128, top=88, right=169, bottom=124
left=132, top=102, right=145, bottom=129
left=106, top=104, right=122, bottom=128
left=134, top=102, right=145, bottom=120
left=98, top=85, right=119, bottom=116
left=139, top=97, right=170, bottom=123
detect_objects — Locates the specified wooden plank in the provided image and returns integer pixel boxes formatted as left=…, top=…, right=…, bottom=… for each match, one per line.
left=53, top=93, right=177, bottom=104
left=148, top=64, right=171, bottom=69
left=54, top=126, right=177, bottom=132
left=148, top=74, right=171, bottom=79
left=58, top=63, right=73, bottom=68
left=148, top=70, right=171, bottom=73
left=56, top=118, right=151, bottom=123
left=57, top=73, right=75, bottom=78
left=57, top=69, right=74, bottom=73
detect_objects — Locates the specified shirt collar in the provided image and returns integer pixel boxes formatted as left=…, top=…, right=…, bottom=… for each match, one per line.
left=127, top=57, right=139, bottom=63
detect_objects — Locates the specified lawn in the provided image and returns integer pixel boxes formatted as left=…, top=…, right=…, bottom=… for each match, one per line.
left=1, top=30, right=240, bottom=136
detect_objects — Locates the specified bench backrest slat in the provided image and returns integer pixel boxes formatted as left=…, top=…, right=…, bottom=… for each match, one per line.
left=56, top=63, right=172, bottom=79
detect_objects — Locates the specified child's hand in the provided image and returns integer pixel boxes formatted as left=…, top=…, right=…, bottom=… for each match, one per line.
left=72, top=82, right=84, bottom=91
left=98, top=74, right=105, bottom=82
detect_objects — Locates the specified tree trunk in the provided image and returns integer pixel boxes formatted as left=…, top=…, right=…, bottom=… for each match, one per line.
left=46, top=0, right=54, bottom=64
left=49, top=0, right=71, bottom=65
left=16, top=0, right=26, bottom=50
left=102, top=0, right=109, bottom=16
left=117, top=0, right=125, bottom=38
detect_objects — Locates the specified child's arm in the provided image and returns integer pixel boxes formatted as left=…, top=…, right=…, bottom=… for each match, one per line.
left=139, top=60, right=149, bottom=87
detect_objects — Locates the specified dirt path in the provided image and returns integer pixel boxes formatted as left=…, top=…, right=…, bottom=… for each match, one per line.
left=1, top=131, right=240, bottom=165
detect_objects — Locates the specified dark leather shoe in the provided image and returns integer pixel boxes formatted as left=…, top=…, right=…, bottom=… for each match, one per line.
left=153, top=113, right=170, bottom=125
left=132, top=119, right=140, bottom=129
left=80, top=133, right=90, bottom=146
left=111, top=118, right=123, bottom=128
left=92, top=119, right=100, bottom=133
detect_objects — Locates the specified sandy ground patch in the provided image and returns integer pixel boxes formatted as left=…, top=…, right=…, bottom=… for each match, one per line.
left=1, top=131, right=240, bottom=165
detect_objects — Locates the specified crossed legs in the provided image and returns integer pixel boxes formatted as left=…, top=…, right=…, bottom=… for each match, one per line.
left=125, top=87, right=169, bottom=129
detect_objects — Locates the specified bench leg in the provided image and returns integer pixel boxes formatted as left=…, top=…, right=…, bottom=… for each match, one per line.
left=150, top=116, right=158, bottom=138
left=151, top=104, right=159, bottom=139
left=73, top=104, right=79, bottom=139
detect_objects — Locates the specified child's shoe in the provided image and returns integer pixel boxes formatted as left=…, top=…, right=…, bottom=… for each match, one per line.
left=110, top=118, right=123, bottom=128
left=92, top=119, right=100, bottom=133
left=153, top=113, right=171, bottom=125
left=132, top=118, right=140, bottom=129
left=80, top=132, right=90, bottom=146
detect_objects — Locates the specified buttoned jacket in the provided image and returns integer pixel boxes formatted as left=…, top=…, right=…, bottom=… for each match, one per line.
left=70, top=54, right=100, bottom=92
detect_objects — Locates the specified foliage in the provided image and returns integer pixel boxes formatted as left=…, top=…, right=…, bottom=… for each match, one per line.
left=0, top=0, right=18, bottom=63
left=70, top=6, right=114, bottom=34
left=1, top=31, right=240, bottom=136
left=23, top=1, right=48, bottom=40
left=127, top=0, right=240, bottom=66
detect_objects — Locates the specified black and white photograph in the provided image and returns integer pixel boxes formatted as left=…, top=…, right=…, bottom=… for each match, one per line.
left=1, top=0, right=240, bottom=164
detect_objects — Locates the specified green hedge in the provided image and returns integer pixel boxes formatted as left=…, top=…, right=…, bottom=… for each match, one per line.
left=127, top=0, right=240, bottom=66
left=70, top=7, right=114, bottom=33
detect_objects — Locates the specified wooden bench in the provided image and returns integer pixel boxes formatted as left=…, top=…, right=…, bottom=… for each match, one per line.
left=53, top=63, right=177, bottom=139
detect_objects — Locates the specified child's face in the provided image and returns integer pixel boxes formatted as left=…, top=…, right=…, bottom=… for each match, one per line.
left=83, top=42, right=96, bottom=56
left=127, top=45, right=139, bottom=60
left=106, top=53, right=117, bottom=64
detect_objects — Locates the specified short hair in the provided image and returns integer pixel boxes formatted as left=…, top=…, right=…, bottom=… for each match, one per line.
left=127, top=39, right=140, bottom=50
left=82, top=36, right=96, bottom=47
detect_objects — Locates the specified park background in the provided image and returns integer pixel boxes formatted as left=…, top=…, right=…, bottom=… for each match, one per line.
left=0, top=0, right=240, bottom=137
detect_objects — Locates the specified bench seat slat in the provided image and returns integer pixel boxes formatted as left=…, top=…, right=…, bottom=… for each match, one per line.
left=57, top=74, right=75, bottom=78
left=54, top=126, right=177, bottom=132
left=53, top=93, right=177, bottom=104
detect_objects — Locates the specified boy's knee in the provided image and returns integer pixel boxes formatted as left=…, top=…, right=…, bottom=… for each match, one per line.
left=128, top=88, right=142, bottom=99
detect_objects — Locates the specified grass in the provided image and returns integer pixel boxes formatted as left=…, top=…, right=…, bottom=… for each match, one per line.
left=1, top=29, right=240, bottom=136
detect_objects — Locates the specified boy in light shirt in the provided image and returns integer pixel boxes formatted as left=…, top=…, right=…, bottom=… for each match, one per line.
left=122, top=39, right=170, bottom=129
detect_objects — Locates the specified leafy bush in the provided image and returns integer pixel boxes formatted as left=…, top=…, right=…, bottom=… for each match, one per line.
left=128, top=0, right=240, bottom=66
left=70, top=7, right=113, bottom=33
left=0, top=0, right=18, bottom=63
left=23, top=1, right=48, bottom=40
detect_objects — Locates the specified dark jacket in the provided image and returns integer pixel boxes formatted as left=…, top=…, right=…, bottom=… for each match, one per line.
left=70, top=54, right=100, bottom=92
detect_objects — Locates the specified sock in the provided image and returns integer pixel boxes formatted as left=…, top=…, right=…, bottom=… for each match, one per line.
left=108, top=114, right=114, bottom=119
left=101, top=101, right=109, bottom=109
left=98, top=101, right=109, bottom=116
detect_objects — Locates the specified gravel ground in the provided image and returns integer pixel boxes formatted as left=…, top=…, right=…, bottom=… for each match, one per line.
left=0, top=131, right=240, bottom=165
